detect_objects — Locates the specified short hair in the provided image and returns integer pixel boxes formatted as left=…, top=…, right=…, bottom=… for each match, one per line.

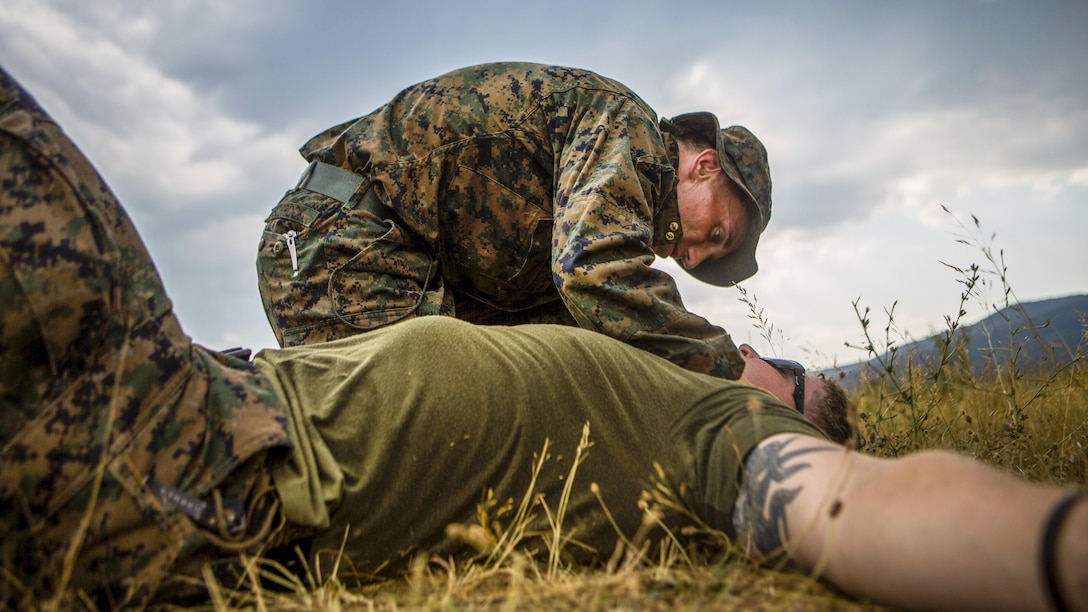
left=808, top=374, right=857, bottom=446
left=671, top=129, right=736, bottom=204
left=672, top=126, right=716, bottom=153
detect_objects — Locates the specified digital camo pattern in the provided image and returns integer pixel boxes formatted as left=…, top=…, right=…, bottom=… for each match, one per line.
left=258, top=62, right=744, bottom=379
left=0, top=66, right=290, bottom=609
left=258, top=186, right=457, bottom=344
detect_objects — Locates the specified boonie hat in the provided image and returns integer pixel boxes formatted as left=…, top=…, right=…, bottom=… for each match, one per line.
left=667, top=112, right=772, bottom=287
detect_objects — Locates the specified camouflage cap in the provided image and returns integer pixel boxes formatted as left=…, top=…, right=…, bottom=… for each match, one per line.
left=668, top=112, right=772, bottom=287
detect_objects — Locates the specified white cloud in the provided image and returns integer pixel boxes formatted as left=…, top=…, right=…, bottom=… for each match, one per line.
left=2, top=0, right=303, bottom=210
left=1068, top=167, right=1088, bottom=186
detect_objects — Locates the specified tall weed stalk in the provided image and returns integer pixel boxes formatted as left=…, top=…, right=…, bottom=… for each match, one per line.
left=843, top=209, right=1087, bottom=484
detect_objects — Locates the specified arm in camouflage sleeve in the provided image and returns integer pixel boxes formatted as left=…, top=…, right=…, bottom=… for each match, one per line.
left=549, top=92, right=745, bottom=379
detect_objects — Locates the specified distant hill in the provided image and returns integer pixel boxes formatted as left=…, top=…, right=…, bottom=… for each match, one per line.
left=826, top=294, right=1088, bottom=389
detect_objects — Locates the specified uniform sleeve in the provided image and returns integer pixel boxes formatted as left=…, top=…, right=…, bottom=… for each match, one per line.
left=549, top=93, right=745, bottom=379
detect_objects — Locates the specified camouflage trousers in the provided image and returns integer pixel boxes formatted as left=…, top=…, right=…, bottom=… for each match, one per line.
left=0, top=67, right=289, bottom=609
left=257, top=178, right=575, bottom=348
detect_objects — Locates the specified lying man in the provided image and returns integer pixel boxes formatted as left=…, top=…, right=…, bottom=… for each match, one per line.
left=1, top=66, right=1084, bottom=612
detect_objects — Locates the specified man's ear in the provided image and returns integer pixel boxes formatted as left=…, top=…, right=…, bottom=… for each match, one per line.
left=694, top=148, right=721, bottom=181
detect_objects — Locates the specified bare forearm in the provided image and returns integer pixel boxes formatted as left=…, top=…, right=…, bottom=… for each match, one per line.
left=734, top=434, right=1088, bottom=611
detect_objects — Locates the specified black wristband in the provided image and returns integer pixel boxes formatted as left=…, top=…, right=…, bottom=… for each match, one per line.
left=1041, top=490, right=1086, bottom=612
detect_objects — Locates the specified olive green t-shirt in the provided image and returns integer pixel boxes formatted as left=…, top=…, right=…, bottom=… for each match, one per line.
left=254, top=317, right=824, bottom=572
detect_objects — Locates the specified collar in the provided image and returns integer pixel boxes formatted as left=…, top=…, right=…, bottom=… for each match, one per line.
left=653, top=132, right=683, bottom=247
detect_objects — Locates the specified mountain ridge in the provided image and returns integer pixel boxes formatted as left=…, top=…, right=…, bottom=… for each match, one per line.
left=824, top=293, right=1088, bottom=388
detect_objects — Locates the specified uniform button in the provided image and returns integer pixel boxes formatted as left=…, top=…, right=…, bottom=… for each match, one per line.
left=272, top=241, right=284, bottom=255
left=669, top=222, right=679, bottom=231
left=665, top=231, right=675, bottom=241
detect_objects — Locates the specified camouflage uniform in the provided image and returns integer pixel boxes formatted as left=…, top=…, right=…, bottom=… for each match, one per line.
left=0, top=67, right=290, bottom=608
left=257, top=62, right=750, bottom=379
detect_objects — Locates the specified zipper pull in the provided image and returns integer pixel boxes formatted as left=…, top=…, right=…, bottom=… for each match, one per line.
left=284, top=230, right=299, bottom=276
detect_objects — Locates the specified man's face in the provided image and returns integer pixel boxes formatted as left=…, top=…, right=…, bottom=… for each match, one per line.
left=737, top=344, right=824, bottom=420
left=655, top=149, right=751, bottom=271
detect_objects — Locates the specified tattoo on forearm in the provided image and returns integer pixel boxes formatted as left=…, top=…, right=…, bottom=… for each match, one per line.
left=731, top=436, right=835, bottom=563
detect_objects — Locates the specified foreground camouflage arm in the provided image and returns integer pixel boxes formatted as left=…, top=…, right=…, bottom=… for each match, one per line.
left=0, top=65, right=290, bottom=609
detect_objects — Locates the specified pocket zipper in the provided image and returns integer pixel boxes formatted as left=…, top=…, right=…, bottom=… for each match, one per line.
left=284, top=230, right=299, bottom=277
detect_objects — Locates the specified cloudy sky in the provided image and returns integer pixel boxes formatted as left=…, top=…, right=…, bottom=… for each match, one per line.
left=2, top=0, right=1085, bottom=369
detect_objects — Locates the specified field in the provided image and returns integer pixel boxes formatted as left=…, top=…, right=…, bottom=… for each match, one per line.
left=170, top=216, right=1087, bottom=612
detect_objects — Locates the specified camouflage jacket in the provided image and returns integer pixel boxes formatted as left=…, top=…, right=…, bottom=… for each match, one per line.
left=0, top=66, right=290, bottom=608
left=299, top=62, right=744, bottom=378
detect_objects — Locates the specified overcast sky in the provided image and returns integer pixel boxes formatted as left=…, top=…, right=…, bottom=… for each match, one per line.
left=2, top=0, right=1085, bottom=369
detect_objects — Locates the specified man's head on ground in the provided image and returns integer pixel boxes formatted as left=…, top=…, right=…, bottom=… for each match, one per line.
left=657, top=113, right=771, bottom=288
left=737, top=344, right=856, bottom=444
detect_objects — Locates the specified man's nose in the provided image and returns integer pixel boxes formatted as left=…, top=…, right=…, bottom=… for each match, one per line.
left=684, top=247, right=708, bottom=269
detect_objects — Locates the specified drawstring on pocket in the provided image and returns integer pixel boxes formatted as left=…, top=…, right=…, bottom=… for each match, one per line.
left=202, top=476, right=282, bottom=552
left=328, top=220, right=437, bottom=332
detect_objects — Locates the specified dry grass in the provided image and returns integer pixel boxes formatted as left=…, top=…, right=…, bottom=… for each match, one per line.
left=163, top=547, right=891, bottom=611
